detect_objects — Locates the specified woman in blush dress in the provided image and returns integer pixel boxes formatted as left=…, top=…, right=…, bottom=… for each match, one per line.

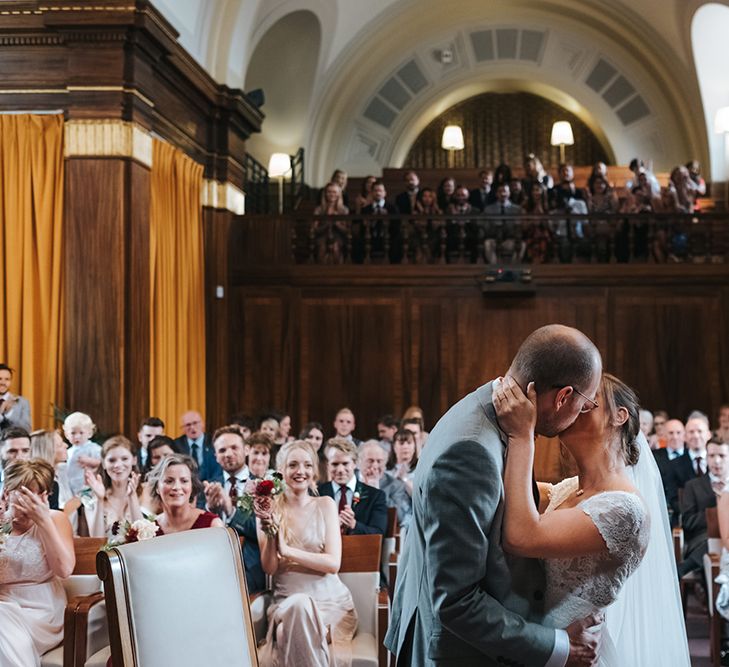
left=146, top=454, right=223, bottom=534
left=0, top=459, right=75, bottom=666
left=256, top=440, right=357, bottom=667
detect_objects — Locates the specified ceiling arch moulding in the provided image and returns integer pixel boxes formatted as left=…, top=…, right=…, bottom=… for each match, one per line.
left=306, top=0, right=707, bottom=184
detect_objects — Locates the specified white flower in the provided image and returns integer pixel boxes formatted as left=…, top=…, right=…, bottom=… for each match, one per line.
left=130, top=519, right=159, bottom=541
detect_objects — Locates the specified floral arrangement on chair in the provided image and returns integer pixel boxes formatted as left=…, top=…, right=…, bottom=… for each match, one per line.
left=236, top=472, right=286, bottom=536
left=105, top=518, right=159, bottom=549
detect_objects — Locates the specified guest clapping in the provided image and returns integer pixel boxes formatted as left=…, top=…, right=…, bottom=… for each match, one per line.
left=147, top=454, right=222, bottom=534
left=0, top=459, right=74, bottom=665
left=359, top=440, right=412, bottom=532
left=387, top=429, right=419, bottom=496
left=84, top=436, right=143, bottom=537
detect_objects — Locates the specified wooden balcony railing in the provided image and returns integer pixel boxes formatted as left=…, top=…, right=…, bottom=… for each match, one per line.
left=234, top=212, right=729, bottom=268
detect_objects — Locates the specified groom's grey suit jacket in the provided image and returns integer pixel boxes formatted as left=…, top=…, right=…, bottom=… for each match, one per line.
left=384, top=381, right=557, bottom=666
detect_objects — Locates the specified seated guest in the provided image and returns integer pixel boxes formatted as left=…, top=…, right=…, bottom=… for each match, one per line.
left=147, top=454, right=223, bottom=534
left=666, top=417, right=711, bottom=523
left=522, top=154, right=553, bottom=192
left=247, top=432, right=274, bottom=479
left=482, top=183, right=523, bottom=264
left=0, top=459, right=74, bottom=666
left=174, top=410, right=219, bottom=482
left=395, top=170, right=421, bottom=214
left=275, top=412, right=294, bottom=447
left=299, top=422, right=327, bottom=481
left=140, top=435, right=177, bottom=513
left=654, top=418, right=685, bottom=524
left=63, top=412, right=101, bottom=497
left=650, top=409, right=669, bottom=450
left=401, top=417, right=426, bottom=454
left=84, top=435, right=143, bottom=537
left=312, top=182, right=349, bottom=263
left=136, top=417, right=165, bottom=472
left=436, top=176, right=456, bottom=211
left=387, top=429, right=419, bottom=497
left=678, top=440, right=729, bottom=577
left=256, top=441, right=357, bottom=667
left=330, top=169, right=350, bottom=209
left=353, top=175, right=376, bottom=214
left=0, top=363, right=31, bottom=431
left=203, top=426, right=264, bottom=594
left=376, top=414, right=399, bottom=453
left=319, top=438, right=387, bottom=535
left=509, top=178, right=525, bottom=207
left=358, top=440, right=412, bottom=532
left=522, top=182, right=552, bottom=264
left=469, top=169, right=494, bottom=212
left=446, top=186, right=477, bottom=261
left=361, top=180, right=397, bottom=216
left=30, top=430, right=70, bottom=510
left=587, top=161, right=611, bottom=192
left=259, top=417, right=279, bottom=443
left=0, top=427, right=31, bottom=494
left=333, top=407, right=361, bottom=446
left=231, top=413, right=256, bottom=441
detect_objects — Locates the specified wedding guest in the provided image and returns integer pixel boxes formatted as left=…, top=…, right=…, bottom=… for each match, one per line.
left=436, top=176, right=456, bottom=211
left=358, top=440, right=412, bottom=532
left=387, top=429, right=418, bottom=497
left=469, top=169, right=494, bottom=212
left=259, top=417, right=279, bottom=443
left=376, top=414, right=399, bottom=453
left=715, top=405, right=729, bottom=444
left=522, top=154, right=553, bottom=192
left=650, top=410, right=669, bottom=449
left=147, top=454, right=223, bottom=534
left=231, top=413, right=256, bottom=441
left=256, top=441, right=357, bottom=667
left=84, top=435, right=143, bottom=538
left=0, top=364, right=31, bottom=431
left=203, top=426, right=263, bottom=593
left=30, top=430, right=70, bottom=510
left=522, top=182, right=552, bottom=264
left=402, top=417, right=425, bottom=454
left=666, top=417, right=712, bottom=522
left=63, top=412, right=101, bottom=497
left=276, top=412, right=294, bottom=446
left=312, top=182, right=349, bottom=263
left=1, top=427, right=31, bottom=495
left=638, top=410, right=654, bottom=439
left=140, top=435, right=177, bottom=514
left=361, top=181, right=400, bottom=263
left=333, top=407, right=361, bottom=446
left=353, top=175, right=377, bottom=214
left=402, top=405, right=429, bottom=445
left=247, top=432, right=274, bottom=479
left=136, top=417, right=164, bottom=472
left=330, top=169, right=350, bottom=209
left=482, top=183, right=524, bottom=264
left=299, top=422, right=327, bottom=481
left=395, top=170, right=421, bottom=214
left=654, top=418, right=686, bottom=525
left=679, top=440, right=729, bottom=577
left=0, top=459, right=75, bottom=666
left=319, top=438, right=387, bottom=535
left=174, top=411, right=219, bottom=482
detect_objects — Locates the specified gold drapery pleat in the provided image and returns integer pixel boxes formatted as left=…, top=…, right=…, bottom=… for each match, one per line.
left=0, top=114, right=65, bottom=429
left=149, top=139, right=205, bottom=431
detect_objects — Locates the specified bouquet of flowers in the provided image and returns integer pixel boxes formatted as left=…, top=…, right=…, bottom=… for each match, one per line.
left=0, top=518, right=11, bottom=555
left=237, top=472, right=286, bottom=536
left=105, top=518, right=159, bottom=550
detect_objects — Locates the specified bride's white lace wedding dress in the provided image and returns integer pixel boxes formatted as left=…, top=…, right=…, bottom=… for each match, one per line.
left=541, top=477, right=650, bottom=666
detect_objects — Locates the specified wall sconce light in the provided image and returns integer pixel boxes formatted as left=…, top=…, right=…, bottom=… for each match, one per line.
left=441, top=124, right=464, bottom=167
left=268, top=152, right=291, bottom=215
left=550, top=121, right=574, bottom=163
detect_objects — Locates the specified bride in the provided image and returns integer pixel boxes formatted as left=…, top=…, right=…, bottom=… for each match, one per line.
left=494, top=372, right=690, bottom=666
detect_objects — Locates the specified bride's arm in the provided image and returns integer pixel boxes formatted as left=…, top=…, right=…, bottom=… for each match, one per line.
left=496, top=377, right=608, bottom=560
left=277, top=497, right=341, bottom=574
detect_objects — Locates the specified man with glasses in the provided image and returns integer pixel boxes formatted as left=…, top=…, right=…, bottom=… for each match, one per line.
left=173, top=410, right=220, bottom=482
left=386, top=324, right=604, bottom=667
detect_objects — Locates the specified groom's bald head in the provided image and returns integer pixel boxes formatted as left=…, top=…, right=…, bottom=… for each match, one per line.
left=508, top=325, right=602, bottom=395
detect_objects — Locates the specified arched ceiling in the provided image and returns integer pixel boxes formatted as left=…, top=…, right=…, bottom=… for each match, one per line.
left=152, top=0, right=721, bottom=185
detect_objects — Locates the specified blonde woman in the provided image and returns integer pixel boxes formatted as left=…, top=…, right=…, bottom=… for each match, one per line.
left=313, top=182, right=349, bottom=263
left=29, top=430, right=71, bottom=510
left=0, top=459, right=74, bottom=666
left=256, top=440, right=357, bottom=667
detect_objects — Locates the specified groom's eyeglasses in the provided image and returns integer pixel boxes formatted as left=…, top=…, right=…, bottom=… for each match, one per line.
left=552, top=385, right=599, bottom=413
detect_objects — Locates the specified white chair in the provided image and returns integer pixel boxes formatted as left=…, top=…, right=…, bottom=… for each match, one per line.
left=41, top=537, right=110, bottom=667
left=703, top=507, right=723, bottom=667
left=251, top=533, right=387, bottom=667
left=97, top=527, right=259, bottom=667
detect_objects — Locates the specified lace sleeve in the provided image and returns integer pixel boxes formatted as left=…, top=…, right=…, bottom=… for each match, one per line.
left=581, top=492, right=649, bottom=563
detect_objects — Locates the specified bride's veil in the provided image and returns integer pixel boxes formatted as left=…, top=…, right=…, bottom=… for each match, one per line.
left=604, top=431, right=691, bottom=665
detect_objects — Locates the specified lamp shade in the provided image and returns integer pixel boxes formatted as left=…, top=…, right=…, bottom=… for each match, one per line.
left=550, top=121, right=574, bottom=146
left=715, top=107, right=729, bottom=134
left=268, top=152, right=291, bottom=178
left=441, top=125, right=465, bottom=151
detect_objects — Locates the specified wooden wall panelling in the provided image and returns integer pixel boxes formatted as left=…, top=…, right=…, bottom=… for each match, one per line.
left=123, top=159, right=151, bottom=437
left=609, top=288, right=724, bottom=421
left=63, top=158, right=126, bottom=434
left=299, top=295, right=404, bottom=439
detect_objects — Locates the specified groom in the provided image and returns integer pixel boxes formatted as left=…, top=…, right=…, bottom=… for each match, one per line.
left=385, top=324, right=603, bottom=666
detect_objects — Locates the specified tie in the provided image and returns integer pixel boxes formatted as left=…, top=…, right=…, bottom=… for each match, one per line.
left=191, top=442, right=200, bottom=466
left=500, top=204, right=506, bottom=215
left=229, top=477, right=238, bottom=502
left=695, top=456, right=704, bottom=477
left=338, top=484, right=348, bottom=534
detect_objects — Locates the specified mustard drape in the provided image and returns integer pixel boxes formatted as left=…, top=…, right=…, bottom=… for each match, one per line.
left=149, top=139, right=206, bottom=431
left=0, top=114, right=65, bottom=429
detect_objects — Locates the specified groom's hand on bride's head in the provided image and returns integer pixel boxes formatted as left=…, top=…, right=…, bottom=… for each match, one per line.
left=493, top=376, right=537, bottom=440
left=565, top=613, right=603, bottom=667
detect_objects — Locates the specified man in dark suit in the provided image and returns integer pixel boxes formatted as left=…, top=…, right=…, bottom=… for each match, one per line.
left=203, top=425, right=264, bottom=594
left=654, top=418, right=685, bottom=525
left=361, top=180, right=401, bottom=263
left=333, top=407, right=362, bottom=447
left=678, top=440, right=729, bottom=576
left=469, top=169, right=495, bottom=212
left=136, top=416, right=165, bottom=471
left=174, top=410, right=220, bottom=482
left=318, top=438, right=387, bottom=535
left=667, top=416, right=712, bottom=523
left=395, top=171, right=421, bottom=214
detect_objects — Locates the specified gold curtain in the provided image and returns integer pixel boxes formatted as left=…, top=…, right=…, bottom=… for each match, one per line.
left=149, top=139, right=205, bottom=432
left=0, top=114, right=65, bottom=429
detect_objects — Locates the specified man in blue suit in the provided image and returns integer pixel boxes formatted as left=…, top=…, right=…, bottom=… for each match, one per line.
left=203, top=425, right=265, bottom=595
left=174, top=410, right=220, bottom=482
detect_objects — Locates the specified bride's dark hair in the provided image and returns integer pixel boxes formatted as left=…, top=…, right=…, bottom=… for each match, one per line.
left=602, top=373, right=641, bottom=465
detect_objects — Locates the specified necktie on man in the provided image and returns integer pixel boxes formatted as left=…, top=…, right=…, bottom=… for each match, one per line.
left=191, top=442, right=200, bottom=467
left=695, top=456, right=704, bottom=477
left=339, top=484, right=348, bottom=534
left=229, top=477, right=238, bottom=502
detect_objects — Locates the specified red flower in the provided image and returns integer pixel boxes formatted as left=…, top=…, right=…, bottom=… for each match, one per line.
left=126, top=527, right=139, bottom=543
left=256, top=480, right=275, bottom=496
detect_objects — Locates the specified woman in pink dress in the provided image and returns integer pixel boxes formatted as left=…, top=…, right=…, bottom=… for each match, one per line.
left=0, top=459, right=75, bottom=666
left=256, top=441, right=357, bottom=667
